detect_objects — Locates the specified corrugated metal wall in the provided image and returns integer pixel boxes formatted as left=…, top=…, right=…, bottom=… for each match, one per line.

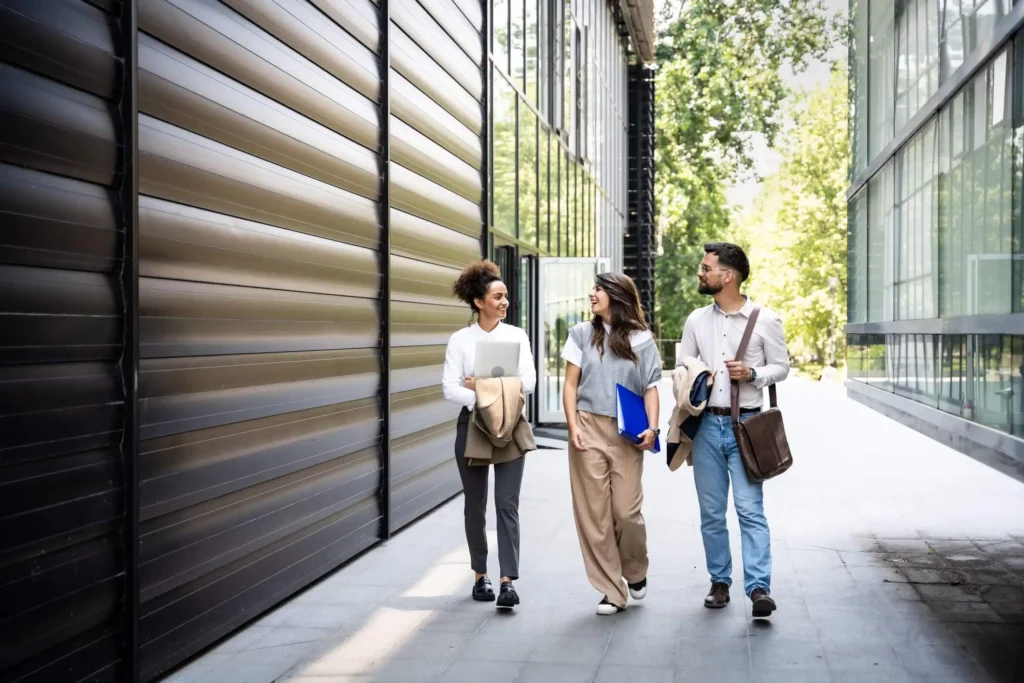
left=1, top=0, right=484, bottom=680
left=0, top=0, right=129, bottom=681
left=134, top=1, right=384, bottom=675
left=387, top=0, right=482, bottom=533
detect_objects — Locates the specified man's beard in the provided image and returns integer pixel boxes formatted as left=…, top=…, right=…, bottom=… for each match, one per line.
left=698, top=281, right=722, bottom=296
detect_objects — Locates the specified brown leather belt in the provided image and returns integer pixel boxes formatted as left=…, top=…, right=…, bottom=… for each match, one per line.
left=706, top=406, right=761, bottom=417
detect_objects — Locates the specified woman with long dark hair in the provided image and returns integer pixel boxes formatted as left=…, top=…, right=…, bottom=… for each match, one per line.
left=561, top=272, right=662, bottom=614
left=442, top=260, right=536, bottom=608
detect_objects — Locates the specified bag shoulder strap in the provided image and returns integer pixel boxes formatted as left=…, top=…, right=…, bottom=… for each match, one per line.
left=730, top=306, right=763, bottom=423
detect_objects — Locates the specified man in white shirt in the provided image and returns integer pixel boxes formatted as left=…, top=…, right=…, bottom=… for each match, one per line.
left=678, top=243, right=790, bottom=618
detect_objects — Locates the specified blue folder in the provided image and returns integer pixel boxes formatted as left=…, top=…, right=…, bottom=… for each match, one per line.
left=616, top=384, right=660, bottom=453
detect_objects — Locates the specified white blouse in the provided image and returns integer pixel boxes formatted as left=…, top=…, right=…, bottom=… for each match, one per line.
left=442, top=322, right=537, bottom=410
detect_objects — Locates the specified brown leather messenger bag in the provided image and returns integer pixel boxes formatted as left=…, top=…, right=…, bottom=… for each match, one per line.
left=731, top=307, right=793, bottom=481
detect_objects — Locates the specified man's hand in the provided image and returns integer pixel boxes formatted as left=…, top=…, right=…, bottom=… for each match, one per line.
left=464, top=376, right=476, bottom=391
left=725, top=360, right=752, bottom=382
left=635, top=429, right=657, bottom=451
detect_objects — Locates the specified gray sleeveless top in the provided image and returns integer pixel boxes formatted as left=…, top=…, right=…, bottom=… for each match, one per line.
left=565, top=322, right=663, bottom=419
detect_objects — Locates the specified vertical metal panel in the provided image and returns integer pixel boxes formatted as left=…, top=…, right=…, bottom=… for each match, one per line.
left=385, top=0, right=485, bottom=534
left=134, top=0, right=385, bottom=678
left=0, top=1, right=127, bottom=681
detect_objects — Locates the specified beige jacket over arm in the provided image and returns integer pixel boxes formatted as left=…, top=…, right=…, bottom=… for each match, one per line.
left=465, top=376, right=536, bottom=466
left=666, top=356, right=711, bottom=470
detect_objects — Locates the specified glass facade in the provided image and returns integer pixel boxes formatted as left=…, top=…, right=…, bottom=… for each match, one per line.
left=847, top=3, right=1024, bottom=453
left=488, top=0, right=627, bottom=260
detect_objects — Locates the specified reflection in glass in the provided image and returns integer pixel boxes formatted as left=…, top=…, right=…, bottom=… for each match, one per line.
left=493, top=0, right=509, bottom=75
left=895, top=0, right=940, bottom=132
left=850, top=0, right=869, bottom=176
left=939, top=50, right=1013, bottom=317
left=568, top=157, right=577, bottom=256
left=559, top=147, right=570, bottom=256
left=869, top=0, right=895, bottom=159
left=895, top=119, right=938, bottom=320
left=848, top=190, right=868, bottom=323
left=564, top=8, right=573, bottom=144
left=539, top=126, right=550, bottom=252
left=492, top=70, right=517, bottom=237
left=511, top=0, right=524, bottom=89
left=525, top=0, right=537, bottom=105
left=539, top=259, right=607, bottom=421
left=972, top=334, right=1015, bottom=434
left=519, top=104, right=538, bottom=245
left=867, top=161, right=894, bottom=322
left=941, top=0, right=1010, bottom=80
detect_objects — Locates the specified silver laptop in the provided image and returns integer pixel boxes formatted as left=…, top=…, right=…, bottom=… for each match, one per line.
left=475, top=340, right=520, bottom=378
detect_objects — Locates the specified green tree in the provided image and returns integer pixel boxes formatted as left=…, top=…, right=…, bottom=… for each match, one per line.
left=739, top=66, right=850, bottom=364
left=654, top=0, right=843, bottom=339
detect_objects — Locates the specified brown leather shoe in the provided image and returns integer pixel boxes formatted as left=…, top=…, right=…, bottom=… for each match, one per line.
left=750, top=588, right=777, bottom=618
left=704, top=582, right=730, bottom=609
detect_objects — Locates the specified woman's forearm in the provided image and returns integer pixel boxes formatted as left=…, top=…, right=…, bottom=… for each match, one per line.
left=643, top=386, right=659, bottom=432
left=563, top=383, right=579, bottom=432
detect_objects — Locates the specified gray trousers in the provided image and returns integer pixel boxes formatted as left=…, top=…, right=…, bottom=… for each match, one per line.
left=454, top=408, right=526, bottom=579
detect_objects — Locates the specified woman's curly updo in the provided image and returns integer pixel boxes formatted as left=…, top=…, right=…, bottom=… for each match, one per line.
left=452, top=260, right=502, bottom=312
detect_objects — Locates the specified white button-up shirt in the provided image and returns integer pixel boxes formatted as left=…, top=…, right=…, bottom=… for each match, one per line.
left=677, top=297, right=790, bottom=409
left=442, top=322, right=536, bottom=410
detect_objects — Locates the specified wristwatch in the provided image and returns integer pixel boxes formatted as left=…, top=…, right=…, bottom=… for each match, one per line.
left=748, top=368, right=757, bottom=383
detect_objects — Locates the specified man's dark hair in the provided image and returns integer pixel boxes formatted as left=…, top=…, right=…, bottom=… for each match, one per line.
left=704, top=242, right=750, bottom=283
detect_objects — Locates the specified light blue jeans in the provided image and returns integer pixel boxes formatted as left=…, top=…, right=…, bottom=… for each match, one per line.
left=691, top=412, right=771, bottom=596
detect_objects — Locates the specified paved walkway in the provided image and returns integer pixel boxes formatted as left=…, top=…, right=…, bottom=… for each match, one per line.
left=164, top=379, right=1024, bottom=683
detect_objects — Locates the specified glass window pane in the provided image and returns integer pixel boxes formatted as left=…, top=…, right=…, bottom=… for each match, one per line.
left=511, top=0, right=524, bottom=89
left=519, top=102, right=538, bottom=245
left=938, top=49, right=1013, bottom=316
left=895, top=119, right=938, bottom=320
left=868, top=161, right=895, bottom=322
left=851, top=0, right=869, bottom=176
left=539, top=126, right=551, bottom=252
left=492, top=70, right=517, bottom=237
left=525, top=0, right=538, bottom=105
left=869, top=0, right=895, bottom=159
left=559, top=147, right=569, bottom=256
left=494, top=0, right=509, bottom=75
left=848, top=189, right=868, bottom=323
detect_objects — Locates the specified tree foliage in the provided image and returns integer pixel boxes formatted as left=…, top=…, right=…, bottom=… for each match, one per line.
left=739, top=66, right=850, bottom=364
left=654, top=0, right=843, bottom=339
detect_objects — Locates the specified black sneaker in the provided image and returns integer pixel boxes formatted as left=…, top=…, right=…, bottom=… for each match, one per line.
left=628, top=577, right=647, bottom=601
left=596, top=597, right=624, bottom=616
left=750, top=588, right=777, bottom=618
left=496, top=581, right=520, bottom=609
left=472, top=576, right=495, bottom=602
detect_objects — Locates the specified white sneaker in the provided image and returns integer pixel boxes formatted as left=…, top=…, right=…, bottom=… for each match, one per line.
left=596, top=597, right=624, bottom=615
left=628, top=578, right=647, bottom=601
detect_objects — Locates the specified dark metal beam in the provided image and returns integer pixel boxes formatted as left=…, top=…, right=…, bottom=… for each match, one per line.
left=117, top=0, right=140, bottom=680
left=377, top=0, right=392, bottom=540
left=847, top=1, right=1024, bottom=201
left=482, top=0, right=490, bottom=258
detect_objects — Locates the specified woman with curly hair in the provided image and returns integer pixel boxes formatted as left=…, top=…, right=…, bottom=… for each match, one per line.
left=561, top=272, right=662, bottom=615
left=442, top=260, right=536, bottom=608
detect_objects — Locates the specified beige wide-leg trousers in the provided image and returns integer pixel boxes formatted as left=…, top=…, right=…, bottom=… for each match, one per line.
left=568, top=411, right=649, bottom=608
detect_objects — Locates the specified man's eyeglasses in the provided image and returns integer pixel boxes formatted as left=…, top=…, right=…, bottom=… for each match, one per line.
left=698, top=265, right=729, bottom=275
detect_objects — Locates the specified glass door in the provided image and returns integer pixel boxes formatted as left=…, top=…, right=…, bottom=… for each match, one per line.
left=537, top=257, right=610, bottom=424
